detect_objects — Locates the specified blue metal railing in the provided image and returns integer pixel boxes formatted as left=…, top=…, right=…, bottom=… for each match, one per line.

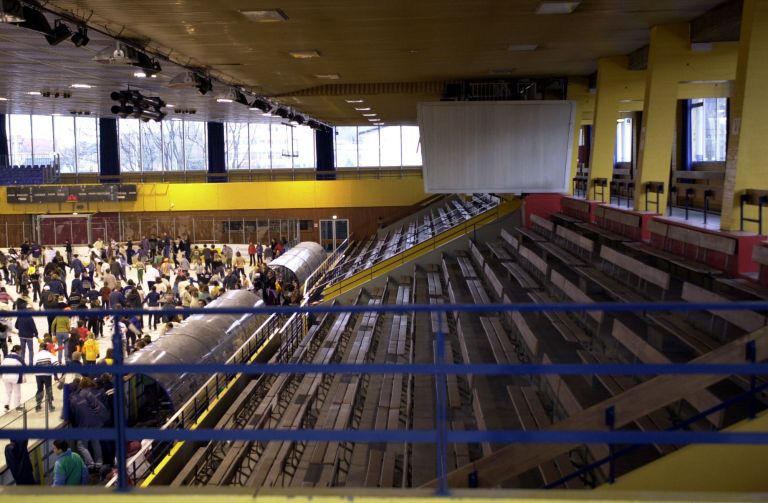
left=0, top=300, right=767, bottom=492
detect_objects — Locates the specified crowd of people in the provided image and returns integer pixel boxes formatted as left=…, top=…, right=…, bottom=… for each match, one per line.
left=0, top=232, right=301, bottom=485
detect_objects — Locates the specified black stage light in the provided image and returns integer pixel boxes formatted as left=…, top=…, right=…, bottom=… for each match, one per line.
left=294, top=115, right=305, bottom=125
left=233, top=89, right=249, bottom=106
left=250, top=98, right=271, bottom=112
left=275, top=107, right=289, bottom=119
left=70, top=26, right=89, bottom=47
left=45, top=20, right=72, bottom=45
left=195, top=74, right=213, bottom=95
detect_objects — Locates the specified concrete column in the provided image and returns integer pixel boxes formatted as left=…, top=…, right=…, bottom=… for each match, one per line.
left=721, top=0, right=768, bottom=231
left=633, top=24, right=690, bottom=213
left=566, top=77, right=594, bottom=192
left=588, top=57, right=645, bottom=201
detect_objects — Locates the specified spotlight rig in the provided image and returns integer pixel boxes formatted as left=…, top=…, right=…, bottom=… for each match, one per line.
left=110, top=89, right=166, bottom=122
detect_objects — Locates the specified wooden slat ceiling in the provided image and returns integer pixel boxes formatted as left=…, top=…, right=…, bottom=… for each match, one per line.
left=0, top=0, right=729, bottom=125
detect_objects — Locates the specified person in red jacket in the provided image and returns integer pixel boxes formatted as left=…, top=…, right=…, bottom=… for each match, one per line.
left=247, top=242, right=257, bottom=267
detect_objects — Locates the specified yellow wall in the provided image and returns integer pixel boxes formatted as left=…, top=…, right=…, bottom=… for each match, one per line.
left=0, top=178, right=430, bottom=215
left=599, top=410, right=768, bottom=492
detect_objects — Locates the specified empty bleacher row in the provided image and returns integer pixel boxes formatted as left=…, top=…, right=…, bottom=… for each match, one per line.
left=320, top=194, right=501, bottom=286
left=429, top=206, right=768, bottom=488
left=0, top=163, right=60, bottom=185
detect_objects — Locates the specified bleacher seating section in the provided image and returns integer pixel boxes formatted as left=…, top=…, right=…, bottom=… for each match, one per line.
left=0, top=163, right=60, bottom=185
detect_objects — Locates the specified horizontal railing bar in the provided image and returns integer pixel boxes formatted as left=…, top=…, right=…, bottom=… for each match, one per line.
left=7, top=301, right=768, bottom=318
left=4, top=362, right=768, bottom=376
left=3, top=428, right=768, bottom=445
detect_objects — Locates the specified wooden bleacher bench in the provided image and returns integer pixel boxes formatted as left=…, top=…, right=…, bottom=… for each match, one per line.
left=576, top=350, right=675, bottom=455
left=682, top=282, right=767, bottom=334
left=574, top=221, right=632, bottom=244
left=623, top=241, right=724, bottom=276
left=456, top=254, right=478, bottom=278
left=549, top=269, right=604, bottom=330
left=715, top=244, right=768, bottom=299
left=469, top=240, right=486, bottom=269
left=611, top=318, right=723, bottom=427
left=599, top=245, right=671, bottom=294
left=501, top=228, right=520, bottom=252
left=555, top=224, right=595, bottom=259
left=517, top=226, right=547, bottom=243
left=528, top=291, right=592, bottom=347
left=507, top=386, right=569, bottom=487
left=530, top=214, right=555, bottom=236
left=519, top=245, right=550, bottom=279
left=551, top=212, right=582, bottom=225
left=486, top=241, right=513, bottom=262
left=572, top=265, right=646, bottom=303
left=536, top=240, right=589, bottom=268
left=480, top=317, right=517, bottom=364
left=500, top=261, right=541, bottom=290
left=561, top=197, right=591, bottom=220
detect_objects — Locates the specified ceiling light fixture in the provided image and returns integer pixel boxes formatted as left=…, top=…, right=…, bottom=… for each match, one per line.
left=216, top=97, right=233, bottom=103
left=315, top=74, right=340, bottom=79
left=70, top=26, right=89, bottom=47
left=507, top=44, right=538, bottom=51
left=345, top=99, right=364, bottom=103
left=367, top=118, right=378, bottom=122
left=240, top=9, right=288, bottom=22
left=289, top=50, right=320, bottom=59
left=362, top=113, right=377, bottom=117
left=0, top=0, right=24, bottom=23
left=133, top=70, right=147, bottom=78
left=250, top=97, right=272, bottom=113
left=373, top=122, right=385, bottom=126
left=354, top=107, right=371, bottom=111
left=166, top=104, right=175, bottom=108
left=45, top=20, right=72, bottom=46
left=535, top=1, right=580, bottom=15
left=27, top=91, right=41, bottom=96
left=70, top=83, right=92, bottom=89
left=0, top=97, right=7, bottom=101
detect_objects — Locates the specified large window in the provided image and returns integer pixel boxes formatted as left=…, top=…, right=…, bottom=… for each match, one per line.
left=118, top=119, right=208, bottom=172
left=690, top=98, right=727, bottom=163
left=4, top=114, right=100, bottom=173
left=333, top=125, right=422, bottom=168
left=224, top=120, right=315, bottom=170
left=615, top=117, right=633, bottom=163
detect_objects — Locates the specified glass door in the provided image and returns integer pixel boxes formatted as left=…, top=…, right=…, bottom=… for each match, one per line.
left=319, top=218, right=349, bottom=252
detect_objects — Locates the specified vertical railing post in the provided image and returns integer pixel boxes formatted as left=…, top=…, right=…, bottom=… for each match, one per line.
left=605, top=406, right=616, bottom=484
left=434, top=309, right=449, bottom=495
left=112, top=316, right=129, bottom=491
left=747, top=340, right=757, bottom=419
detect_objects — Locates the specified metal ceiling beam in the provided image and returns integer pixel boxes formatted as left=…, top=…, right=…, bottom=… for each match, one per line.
left=691, top=0, right=743, bottom=43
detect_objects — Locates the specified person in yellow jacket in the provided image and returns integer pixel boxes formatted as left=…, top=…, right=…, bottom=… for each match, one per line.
left=82, top=334, right=99, bottom=365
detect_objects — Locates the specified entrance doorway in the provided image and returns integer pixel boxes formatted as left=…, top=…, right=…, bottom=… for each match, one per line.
left=319, top=218, right=349, bottom=252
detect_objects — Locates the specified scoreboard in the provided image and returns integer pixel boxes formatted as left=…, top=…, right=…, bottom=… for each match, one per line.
left=6, top=184, right=138, bottom=204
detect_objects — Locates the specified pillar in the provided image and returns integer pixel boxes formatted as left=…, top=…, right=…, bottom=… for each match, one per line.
left=588, top=57, right=645, bottom=202
left=98, top=118, right=119, bottom=183
left=566, top=77, right=593, bottom=192
left=633, top=23, right=690, bottom=213
left=207, top=122, right=226, bottom=183
left=315, top=128, right=336, bottom=180
left=721, top=0, right=768, bottom=231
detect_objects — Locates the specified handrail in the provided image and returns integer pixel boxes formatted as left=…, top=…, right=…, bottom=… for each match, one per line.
left=105, top=310, right=284, bottom=487
left=4, top=301, right=768, bottom=491
left=544, top=379, right=768, bottom=489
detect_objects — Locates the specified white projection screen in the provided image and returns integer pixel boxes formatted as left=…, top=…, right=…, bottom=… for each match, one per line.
left=417, top=100, right=576, bottom=193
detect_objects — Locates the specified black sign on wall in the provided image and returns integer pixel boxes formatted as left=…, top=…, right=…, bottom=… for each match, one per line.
left=6, top=184, right=138, bottom=204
